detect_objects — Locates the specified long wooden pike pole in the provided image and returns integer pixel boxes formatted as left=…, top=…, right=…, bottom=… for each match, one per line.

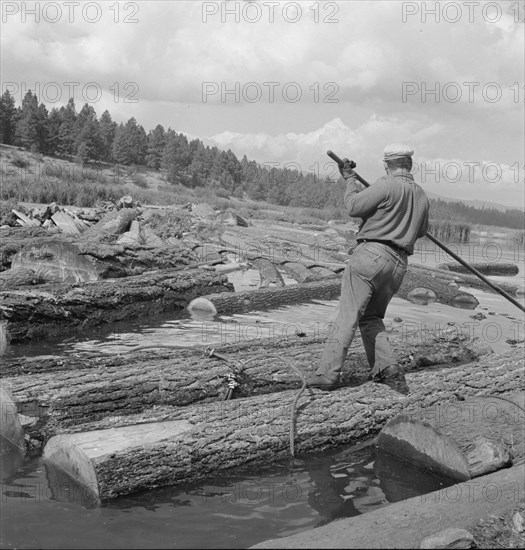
left=327, top=150, right=525, bottom=314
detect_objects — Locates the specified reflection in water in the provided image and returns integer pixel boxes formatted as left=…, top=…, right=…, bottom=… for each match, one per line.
left=1, top=442, right=454, bottom=549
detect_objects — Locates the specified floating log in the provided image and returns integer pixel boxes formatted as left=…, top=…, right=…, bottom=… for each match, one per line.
left=188, top=265, right=479, bottom=315
left=0, top=268, right=233, bottom=343
left=252, top=258, right=285, bottom=288
left=41, top=348, right=523, bottom=500
left=188, top=278, right=342, bottom=315
left=3, top=333, right=492, bottom=439
left=399, top=268, right=479, bottom=309
left=377, top=392, right=524, bottom=481
left=438, top=262, right=520, bottom=277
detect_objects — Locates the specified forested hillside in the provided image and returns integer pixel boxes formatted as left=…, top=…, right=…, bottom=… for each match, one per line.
left=0, top=90, right=523, bottom=229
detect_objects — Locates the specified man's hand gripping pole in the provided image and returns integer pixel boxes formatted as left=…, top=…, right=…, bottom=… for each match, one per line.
left=326, top=150, right=370, bottom=188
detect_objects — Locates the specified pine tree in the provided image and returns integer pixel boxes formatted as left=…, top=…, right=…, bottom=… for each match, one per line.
left=75, top=104, right=103, bottom=161
left=112, top=123, right=129, bottom=165
left=0, top=90, right=18, bottom=145
left=145, top=124, right=166, bottom=169
left=46, top=108, right=62, bottom=156
left=99, top=110, right=117, bottom=162
left=57, top=98, right=77, bottom=157
left=15, top=91, right=40, bottom=150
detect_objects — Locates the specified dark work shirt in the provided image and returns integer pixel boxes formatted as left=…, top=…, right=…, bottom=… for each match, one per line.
left=344, top=172, right=429, bottom=255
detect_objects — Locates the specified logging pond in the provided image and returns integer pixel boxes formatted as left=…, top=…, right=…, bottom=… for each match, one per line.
left=1, top=242, right=524, bottom=549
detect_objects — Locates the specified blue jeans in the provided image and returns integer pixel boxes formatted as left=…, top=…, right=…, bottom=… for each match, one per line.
left=317, top=242, right=408, bottom=379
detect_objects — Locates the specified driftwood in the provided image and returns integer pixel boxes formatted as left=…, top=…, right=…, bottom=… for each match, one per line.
left=0, top=226, right=54, bottom=271
left=40, top=347, right=523, bottom=500
left=2, top=333, right=493, bottom=440
left=0, top=268, right=233, bottom=343
left=378, top=392, right=524, bottom=480
left=437, top=262, right=520, bottom=277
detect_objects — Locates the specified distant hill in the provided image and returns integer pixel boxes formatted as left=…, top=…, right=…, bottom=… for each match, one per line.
left=426, top=191, right=524, bottom=213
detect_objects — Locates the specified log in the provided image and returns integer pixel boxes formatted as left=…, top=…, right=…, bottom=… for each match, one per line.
left=0, top=267, right=46, bottom=290
left=187, top=265, right=479, bottom=315
left=11, top=240, right=100, bottom=283
left=281, top=262, right=321, bottom=283
left=188, top=278, right=342, bottom=314
left=0, top=384, right=25, bottom=481
left=2, top=333, right=492, bottom=439
left=0, top=226, right=55, bottom=271
left=438, top=262, right=520, bottom=277
left=252, top=258, right=285, bottom=288
left=41, top=348, right=523, bottom=501
left=0, top=226, right=198, bottom=279
left=51, top=211, right=82, bottom=236
left=0, top=268, right=233, bottom=343
left=413, top=263, right=523, bottom=297
left=377, top=392, right=524, bottom=481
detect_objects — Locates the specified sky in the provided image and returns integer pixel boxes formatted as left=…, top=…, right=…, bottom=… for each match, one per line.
left=1, top=0, right=524, bottom=207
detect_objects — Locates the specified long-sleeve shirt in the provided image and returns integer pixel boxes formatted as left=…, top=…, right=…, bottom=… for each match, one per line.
left=344, top=172, right=429, bottom=255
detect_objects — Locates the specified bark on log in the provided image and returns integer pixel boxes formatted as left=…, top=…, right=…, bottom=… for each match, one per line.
left=40, top=348, right=523, bottom=500
left=2, top=333, right=492, bottom=440
left=188, top=279, right=342, bottom=315
left=0, top=226, right=198, bottom=280
left=281, top=262, right=321, bottom=283
left=413, top=263, right=523, bottom=296
left=0, top=268, right=46, bottom=290
left=377, top=392, right=524, bottom=480
left=252, top=258, right=285, bottom=288
left=0, top=226, right=55, bottom=271
left=437, top=262, right=520, bottom=277
left=0, top=269, right=233, bottom=343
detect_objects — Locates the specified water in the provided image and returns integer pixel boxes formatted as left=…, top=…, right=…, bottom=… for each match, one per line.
left=0, top=442, right=453, bottom=549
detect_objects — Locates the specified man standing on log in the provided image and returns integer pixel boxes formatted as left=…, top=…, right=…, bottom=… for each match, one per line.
left=306, top=144, right=429, bottom=390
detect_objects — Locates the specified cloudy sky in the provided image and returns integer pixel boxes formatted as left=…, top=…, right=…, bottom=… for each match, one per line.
left=1, top=0, right=524, bottom=206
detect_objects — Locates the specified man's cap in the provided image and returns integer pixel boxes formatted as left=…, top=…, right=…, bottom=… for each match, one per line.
left=383, top=144, right=414, bottom=161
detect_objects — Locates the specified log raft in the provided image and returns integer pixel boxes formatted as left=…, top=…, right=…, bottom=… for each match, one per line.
left=40, top=348, right=523, bottom=501
left=3, top=333, right=492, bottom=440
left=377, top=392, right=525, bottom=481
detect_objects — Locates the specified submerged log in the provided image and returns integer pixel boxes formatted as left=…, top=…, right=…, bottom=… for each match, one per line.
left=41, top=348, right=523, bottom=500
left=438, top=262, right=520, bottom=277
left=0, top=268, right=233, bottom=343
left=377, top=392, right=524, bottom=480
left=3, top=333, right=493, bottom=439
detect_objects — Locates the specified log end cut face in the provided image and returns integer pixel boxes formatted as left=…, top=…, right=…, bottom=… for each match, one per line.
left=43, top=419, right=194, bottom=501
left=377, top=415, right=470, bottom=482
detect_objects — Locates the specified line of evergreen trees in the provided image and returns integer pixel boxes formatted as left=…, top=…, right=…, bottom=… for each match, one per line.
left=0, top=89, right=523, bottom=229
left=0, top=89, right=345, bottom=209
